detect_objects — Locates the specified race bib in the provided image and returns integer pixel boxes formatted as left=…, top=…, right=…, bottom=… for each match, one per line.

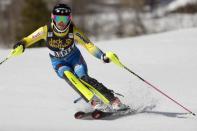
left=50, top=44, right=75, bottom=58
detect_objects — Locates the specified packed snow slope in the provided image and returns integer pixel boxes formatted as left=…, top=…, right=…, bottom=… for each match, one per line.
left=0, top=28, right=197, bottom=131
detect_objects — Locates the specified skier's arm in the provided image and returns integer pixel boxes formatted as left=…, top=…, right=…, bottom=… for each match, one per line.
left=12, top=25, right=48, bottom=56
left=74, top=26, right=110, bottom=62
left=22, top=25, right=48, bottom=47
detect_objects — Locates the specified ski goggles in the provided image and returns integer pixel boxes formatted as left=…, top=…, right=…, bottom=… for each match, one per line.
left=52, top=15, right=71, bottom=25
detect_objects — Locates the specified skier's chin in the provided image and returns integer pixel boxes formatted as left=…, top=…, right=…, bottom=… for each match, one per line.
left=57, top=26, right=67, bottom=31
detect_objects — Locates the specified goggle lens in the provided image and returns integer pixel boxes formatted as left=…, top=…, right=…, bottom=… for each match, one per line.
left=53, top=15, right=70, bottom=24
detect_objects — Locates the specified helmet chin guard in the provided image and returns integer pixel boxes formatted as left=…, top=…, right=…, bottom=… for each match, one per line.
left=52, top=20, right=71, bottom=33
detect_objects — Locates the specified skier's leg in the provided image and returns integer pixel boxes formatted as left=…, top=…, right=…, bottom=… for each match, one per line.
left=50, top=55, right=94, bottom=102
left=80, top=76, right=114, bottom=104
left=72, top=55, right=128, bottom=111
left=73, top=59, right=122, bottom=110
left=63, top=70, right=94, bottom=102
left=72, top=53, right=114, bottom=104
left=80, top=75, right=129, bottom=111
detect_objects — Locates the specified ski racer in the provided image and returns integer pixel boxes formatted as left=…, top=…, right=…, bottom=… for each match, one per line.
left=12, top=3, right=128, bottom=112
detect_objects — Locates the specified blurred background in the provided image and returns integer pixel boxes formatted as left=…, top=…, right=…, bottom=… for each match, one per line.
left=0, top=0, right=197, bottom=48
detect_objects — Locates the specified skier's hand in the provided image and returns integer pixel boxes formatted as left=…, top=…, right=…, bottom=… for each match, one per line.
left=12, top=41, right=25, bottom=57
left=101, top=53, right=111, bottom=63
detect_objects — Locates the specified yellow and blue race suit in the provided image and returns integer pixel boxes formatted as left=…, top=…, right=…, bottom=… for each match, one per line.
left=20, top=22, right=115, bottom=104
left=22, top=22, right=103, bottom=78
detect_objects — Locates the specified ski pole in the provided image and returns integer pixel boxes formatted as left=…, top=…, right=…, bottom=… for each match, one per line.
left=0, top=45, right=24, bottom=66
left=106, top=51, right=196, bottom=116
left=0, top=54, right=12, bottom=66
left=0, top=57, right=9, bottom=65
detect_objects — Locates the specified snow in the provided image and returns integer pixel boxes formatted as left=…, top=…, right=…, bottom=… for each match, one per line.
left=0, top=28, right=197, bottom=131
left=144, top=13, right=197, bottom=33
left=168, top=0, right=197, bottom=11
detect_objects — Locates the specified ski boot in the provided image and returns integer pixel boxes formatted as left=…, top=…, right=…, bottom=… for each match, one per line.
left=110, top=97, right=129, bottom=111
left=90, top=97, right=130, bottom=119
left=90, top=96, right=113, bottom=112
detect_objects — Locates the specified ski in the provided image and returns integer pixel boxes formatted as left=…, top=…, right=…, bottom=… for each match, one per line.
left=74, top=111, right=92, bottom=119
left=91, top=107, right=135, bottom=119
left=74, top=107, right=135, bottom=120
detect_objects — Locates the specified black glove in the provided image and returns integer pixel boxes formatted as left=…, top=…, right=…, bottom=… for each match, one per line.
left=101, top=53, right=110, bottom=63
left=13, top=40, right=25, bottom=52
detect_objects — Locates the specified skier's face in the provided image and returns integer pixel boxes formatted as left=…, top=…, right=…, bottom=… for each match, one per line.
left=52, top=15, right=71, bottom=30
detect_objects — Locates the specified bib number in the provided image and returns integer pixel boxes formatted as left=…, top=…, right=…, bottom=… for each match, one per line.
left=54, top=49, right=71, bottom=57
left=50, top=44, right=75, bottom=58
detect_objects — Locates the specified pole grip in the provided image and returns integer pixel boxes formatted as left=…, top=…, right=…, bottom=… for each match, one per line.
left=105, top=51, right=124, bottom=68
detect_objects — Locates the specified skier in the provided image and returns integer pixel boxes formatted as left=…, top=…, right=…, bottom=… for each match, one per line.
left=12, top=3, right=127, bottom=112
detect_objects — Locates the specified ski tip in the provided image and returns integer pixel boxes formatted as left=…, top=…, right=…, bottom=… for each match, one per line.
left=74, top=111, right=86, bottom=119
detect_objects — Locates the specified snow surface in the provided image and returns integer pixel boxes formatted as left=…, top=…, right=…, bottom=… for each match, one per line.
left=0, top=28, right=197, bottom=131
left=168, top=0, right=197, bottom=11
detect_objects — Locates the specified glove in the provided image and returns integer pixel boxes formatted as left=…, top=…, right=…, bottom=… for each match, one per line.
left=13, top=41, right=25, bottom=51
left=12, top=41, right=25, bottom=57
left=101, top=53, right=111, bottom=63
